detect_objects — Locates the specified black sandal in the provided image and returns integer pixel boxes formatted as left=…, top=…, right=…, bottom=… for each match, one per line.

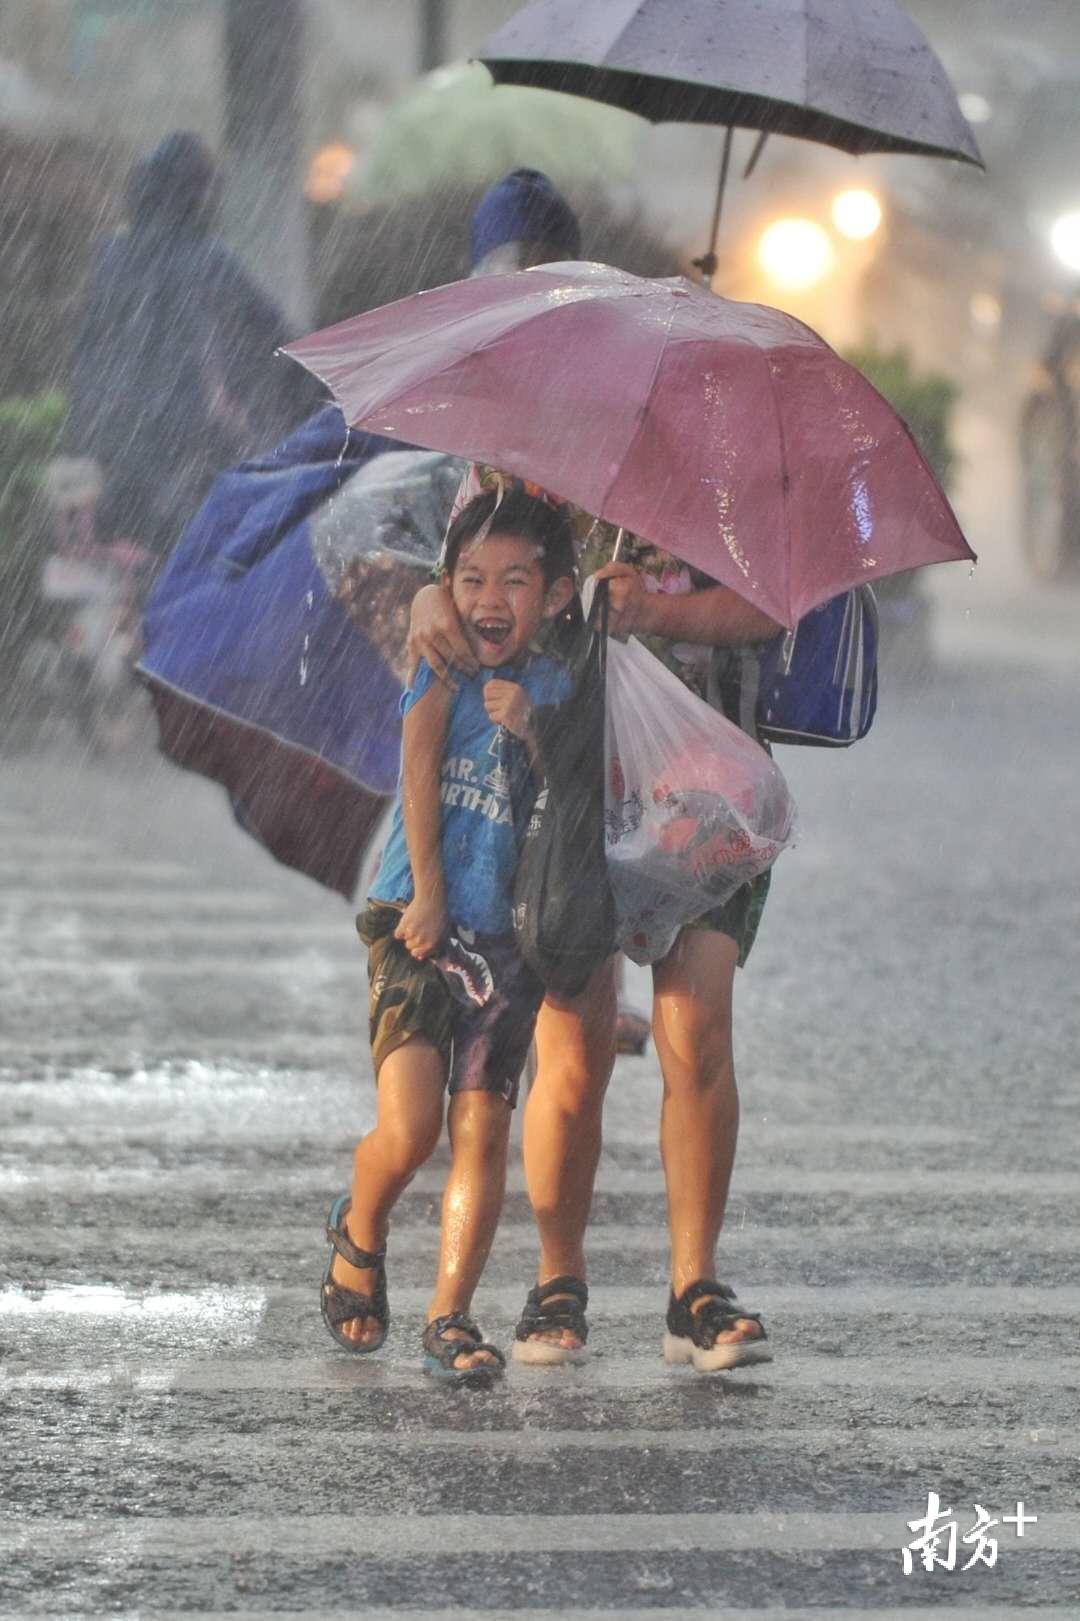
left=422, top=1313, right=505, bottom=1388
left=664, top=1278, right=771, bottom=1372
left=321, top=1193, right=388, bottom=1354
left=511, top=1275, right=589, bottom=1365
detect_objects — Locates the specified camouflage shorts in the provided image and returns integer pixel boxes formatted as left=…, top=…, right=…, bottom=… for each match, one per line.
left=357, top=901, right=544, bottom=1107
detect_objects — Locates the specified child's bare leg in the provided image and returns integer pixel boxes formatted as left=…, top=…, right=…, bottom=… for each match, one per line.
left=331, top=1037, right=445, bottom=1346
left=427, top=1089, right=512, bottom=1370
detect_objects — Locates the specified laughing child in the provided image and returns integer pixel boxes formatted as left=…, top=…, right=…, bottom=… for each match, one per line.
left=320, top=483, right=578, bottom=1383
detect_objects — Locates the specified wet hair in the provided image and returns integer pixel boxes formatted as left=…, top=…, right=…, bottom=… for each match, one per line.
left=443, top=489, right=583, bottom=652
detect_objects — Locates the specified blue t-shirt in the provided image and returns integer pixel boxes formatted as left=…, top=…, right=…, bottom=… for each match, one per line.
left=369, top=653, right=570, bottom=934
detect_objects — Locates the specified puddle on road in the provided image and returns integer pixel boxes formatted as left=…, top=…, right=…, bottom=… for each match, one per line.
left=0, top=1284, right=268, bottom=1361
left=0, top=1284, right=261, bottom=1317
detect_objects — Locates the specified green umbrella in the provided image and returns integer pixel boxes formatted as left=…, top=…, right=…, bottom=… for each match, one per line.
left=354, top=61, right=636, bottom=203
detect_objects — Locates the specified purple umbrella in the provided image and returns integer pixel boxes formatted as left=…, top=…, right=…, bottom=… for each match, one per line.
left=285, top=261, right=974, bottom=628
left=479, top=0, right=982, bottom=275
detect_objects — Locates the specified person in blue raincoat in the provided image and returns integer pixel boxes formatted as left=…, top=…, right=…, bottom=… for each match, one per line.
left=138, top=169, right=582, bottom=900
left=66, top=131, right=322, bottom=557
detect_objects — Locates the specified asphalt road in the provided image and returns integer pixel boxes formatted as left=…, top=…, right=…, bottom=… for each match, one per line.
left=2, top=593, right=1078, bottom=1618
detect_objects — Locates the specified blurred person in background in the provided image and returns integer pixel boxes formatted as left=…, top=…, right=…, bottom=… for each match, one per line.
left=65, top=131, right=321, bottom=560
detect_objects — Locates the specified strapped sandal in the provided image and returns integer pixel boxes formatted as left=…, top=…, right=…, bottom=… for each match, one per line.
left=422, top=1313, right=505, bottom=1388
left=511, top=1275, right=589, bottom=1366
left=664, top=1278, right=771, bottom=1372
left=320, top=1193, right=388, bottom=1354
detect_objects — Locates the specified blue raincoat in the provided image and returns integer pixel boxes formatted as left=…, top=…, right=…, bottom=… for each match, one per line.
left=67, top=132, right=322, bottom=554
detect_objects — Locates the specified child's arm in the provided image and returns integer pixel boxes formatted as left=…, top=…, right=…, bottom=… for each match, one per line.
left=395, top=678, right=453, bottom=960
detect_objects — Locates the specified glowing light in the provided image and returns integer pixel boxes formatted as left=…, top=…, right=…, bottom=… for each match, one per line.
left=757, top=218, right=834, bottom=291
left=831, top=188, right=883, bottom=241
left=1050, top=211, right=1080, bottom=275
left=959, top=92, right=992, bottom=124
left=305, top=142, right=356, bottom=204
left=969, top=291, right=1002, bottom=330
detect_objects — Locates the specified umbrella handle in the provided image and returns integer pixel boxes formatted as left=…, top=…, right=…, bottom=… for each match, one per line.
left=692, top=124, right=734, bottom=285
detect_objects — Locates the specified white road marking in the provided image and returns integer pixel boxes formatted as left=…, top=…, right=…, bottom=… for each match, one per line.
left=0, top=1510, right=1074, bottom=1557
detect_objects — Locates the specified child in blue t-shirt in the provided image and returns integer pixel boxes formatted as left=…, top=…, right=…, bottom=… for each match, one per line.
left=321, top=485, right=578, bottom=1383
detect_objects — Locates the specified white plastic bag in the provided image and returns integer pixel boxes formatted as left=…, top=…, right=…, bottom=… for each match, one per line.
left=602, top=630, right=797, bottom=964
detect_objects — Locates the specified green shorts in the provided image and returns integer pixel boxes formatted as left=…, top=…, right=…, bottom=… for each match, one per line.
left=687, top=869, right=770, bottom=968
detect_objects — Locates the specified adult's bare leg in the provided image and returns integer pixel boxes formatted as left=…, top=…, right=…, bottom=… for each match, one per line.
left=652, top=927, right=764, bottom=1349
left=519, top=957, right=617, bottom=1348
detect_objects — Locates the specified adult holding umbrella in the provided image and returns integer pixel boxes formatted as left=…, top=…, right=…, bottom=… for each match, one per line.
left=393, top=0, right=981, bottom=1369
left=306, top=260, right=977, bottom=1368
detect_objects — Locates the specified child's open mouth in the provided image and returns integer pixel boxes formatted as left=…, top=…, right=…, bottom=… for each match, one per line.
left=473, top=619, right=512, bottom=648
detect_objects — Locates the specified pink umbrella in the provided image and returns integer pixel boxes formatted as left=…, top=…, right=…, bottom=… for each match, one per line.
left=285, top=262, right=973, bottom=628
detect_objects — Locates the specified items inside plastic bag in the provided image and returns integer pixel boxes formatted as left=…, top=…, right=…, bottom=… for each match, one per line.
left=598, top=605, right=797, bottom=964
left=309, top=449, right=465, bottom=683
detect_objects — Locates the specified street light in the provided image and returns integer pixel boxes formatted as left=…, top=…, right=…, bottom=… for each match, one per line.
left=958, top=92, right=992, bottom=125
left=305, top=143, right=356, bottom=204
left=757, top=218, right=834, bottom=291
left=1050, top=210, right=1080, bottom=276
left=831, top=188, right=883, bottom=241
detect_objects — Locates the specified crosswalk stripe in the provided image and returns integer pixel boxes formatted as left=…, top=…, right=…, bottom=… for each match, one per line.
left=63, top=1610, right=1078, bottom=1621
left=0, top=888, right=293, bottom=911
left=19, top=1426, right=1077, bottom=1459
left=9, top=1221, right=1078, bottom=1259
left=3, top=1354, right=1075, bottom=1393
left=5, top=1282, right=1080, bottom=1317
left=3, top=1163, right=1076, bottom=1200
left=2, top=956, right=357, bottom=977
left=0, top=1511, right=1072, bottom=1557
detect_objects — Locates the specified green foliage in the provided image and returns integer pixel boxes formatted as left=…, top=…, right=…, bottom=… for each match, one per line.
left=0, top=392, right=67, bottom=541
left=0, top=393, right=67, bottom=669
left=843, top=339, right=959, bottom=493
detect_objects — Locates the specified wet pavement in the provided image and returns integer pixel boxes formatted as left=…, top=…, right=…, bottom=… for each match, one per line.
left=2, top=595, right=1079, bottom=1617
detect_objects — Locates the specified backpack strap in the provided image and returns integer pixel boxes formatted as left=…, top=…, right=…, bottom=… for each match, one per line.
left=708, top=641, right=768, bottom=742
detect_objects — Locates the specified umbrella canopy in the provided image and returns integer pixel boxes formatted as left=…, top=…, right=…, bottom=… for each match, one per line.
left=284, top=261, right=974, bottom=629
left=354, top=61, right=636, bottom=203
left=478, top=0, right=982, bottom=165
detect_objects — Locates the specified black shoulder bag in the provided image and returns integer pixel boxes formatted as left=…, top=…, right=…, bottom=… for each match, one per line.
left=512, top=585, right=616, bottom=998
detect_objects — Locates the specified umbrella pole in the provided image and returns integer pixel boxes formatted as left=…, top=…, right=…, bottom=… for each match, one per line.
left=743, top=130, right=769, bottom=179
left=692, top=124, right=734, bottom=286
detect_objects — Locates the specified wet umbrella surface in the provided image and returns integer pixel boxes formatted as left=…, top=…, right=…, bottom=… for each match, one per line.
left=479, top=0, right=983, bottom=161
left=286, top=261, right=974, bottom=627
left=479, top=0, right=981, bottom=268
